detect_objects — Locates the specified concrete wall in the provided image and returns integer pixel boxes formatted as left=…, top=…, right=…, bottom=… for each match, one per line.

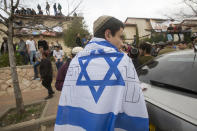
left=0, top=64, right=57, bottom=96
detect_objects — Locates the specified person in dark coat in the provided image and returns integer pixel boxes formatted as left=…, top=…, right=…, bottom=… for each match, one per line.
left=53, top=3, right=57, bottom=16
left=38, top=35, right=48, bottom=51
left=40, top=51, right=54, bottom=100
left=138, top=42, right=154, bottom=66
left=58, top=3, right=62, bottom=14
left=55, top=47, right=83, bottom=91
left=46, top=2, right=50, bottom=15
left=76, top=33, right=82, bottom=47
left=18, top=38, right=29, bottom=65
left=37, top=4, right=41, bottom=11
left=1, top=37, right=8, bottom=54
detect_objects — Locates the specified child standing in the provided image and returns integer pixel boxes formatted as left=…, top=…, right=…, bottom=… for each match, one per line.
left=40, top=51, right=54, bottom=100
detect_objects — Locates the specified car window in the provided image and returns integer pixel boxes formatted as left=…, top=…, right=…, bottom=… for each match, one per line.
left=138, top=51, right=197, bottom=94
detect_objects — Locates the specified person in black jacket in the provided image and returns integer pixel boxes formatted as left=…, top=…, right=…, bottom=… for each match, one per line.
left=40, top=51, right=54, bottom=100
left=76, top=33, right=82, bottom=47
left=1, top=37, right=8, bottom=54
left=55, top=47, right=83, bottom=91
left=38, top=35, right=48, bottom=51
left=53, top=3, right=57, bottom=16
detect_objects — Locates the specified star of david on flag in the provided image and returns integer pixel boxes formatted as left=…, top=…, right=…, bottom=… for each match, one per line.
left=76, top=49, right=125, bottom=103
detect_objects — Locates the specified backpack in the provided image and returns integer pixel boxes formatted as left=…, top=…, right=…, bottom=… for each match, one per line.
left=55, top=58, right=71, bottom=91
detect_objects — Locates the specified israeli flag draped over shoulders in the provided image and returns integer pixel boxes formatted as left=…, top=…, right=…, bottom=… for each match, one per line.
left=55, top=38, right=149, bottom=131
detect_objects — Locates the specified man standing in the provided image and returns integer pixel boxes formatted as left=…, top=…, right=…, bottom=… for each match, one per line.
left=40, top=51, right=54, bottom=99
left=53, top=46, right=64, bottom=70
left=58, top=3, right=62, bottom=15
left=133, top=35, right=137, bottom=47
left=76, top=33, right=82, bottom=47
left=33, top=47, right=43, bottom=80
left=37, top=4, right=41, bottom=12
left=46, top=2, right=50, bottom=15
left=82, top=35, right=89, bottom=47
left=26, top=36, right=37, bottom=65
left=56, top=40, right=62, bottom=49
left=55, top=47, right=83, bottom=91
left=55, top=16, right=148, bottom=131
left=38, top=35, right=49, bottom=51
left=53, top=3, right=57, bottom=16
left=0, top=37, right=8, bottom=54
left=18, top=38, right=28, bottom=65
left=139, top=42, right=154, bottom=66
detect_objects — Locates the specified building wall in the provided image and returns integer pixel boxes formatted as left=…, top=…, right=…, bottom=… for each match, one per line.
left=191, top=27, right=197, bottom=32
left=124, top=26, right=136, bottom=43
left=183, top=20, right=197, bottom=32
left=0, top=25, right=7, bottom=46
left=126, top=18, right=151, bottom=38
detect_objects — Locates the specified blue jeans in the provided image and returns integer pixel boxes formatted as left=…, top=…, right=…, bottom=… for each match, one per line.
left=19, top=51, right=29, bottom=65
left=56, top=59, right=63, bottom=70
left=33, top=61, right=40, bottom=78
left=30, top=51, right=36, bottom=65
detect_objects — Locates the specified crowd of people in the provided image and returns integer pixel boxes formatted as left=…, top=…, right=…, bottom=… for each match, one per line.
left=15, top=2, right=63, bottom=16
left=120, top=42, right=160, bottom=69
left=1, top=15, right=197, bottom=130
left=1, top=31, right=194, bottom=100
left=0, top=32, right=92, bottom=99
left=121, top=35, right=195, bottom=69
left=0, top=35, right=66, bottom=99
left=75, top=33, right=92, bottom=47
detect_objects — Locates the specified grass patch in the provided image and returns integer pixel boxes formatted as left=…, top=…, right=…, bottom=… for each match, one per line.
left=0, top=102, right=46, bottom=127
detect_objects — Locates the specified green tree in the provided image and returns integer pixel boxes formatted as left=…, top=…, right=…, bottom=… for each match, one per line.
left=136, top=26, right=140, bottom=47
left=0, top=0, right=25, bottom=114
left=64, top=18, right=90, bottom=47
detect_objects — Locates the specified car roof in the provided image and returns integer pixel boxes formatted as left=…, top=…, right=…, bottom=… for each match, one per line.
left=160, top=49, right=195, bottom=57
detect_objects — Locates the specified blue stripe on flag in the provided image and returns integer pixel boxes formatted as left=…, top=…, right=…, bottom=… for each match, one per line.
left=56, top=105, right=149, bottom=131
left=87, top=41, right=119, bottom=52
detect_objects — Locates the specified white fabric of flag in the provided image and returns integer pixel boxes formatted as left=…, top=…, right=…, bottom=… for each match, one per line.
left=55, top=38, right=149, bottom=131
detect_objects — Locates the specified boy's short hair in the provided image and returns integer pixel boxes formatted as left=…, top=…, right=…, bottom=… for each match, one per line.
left=93, top=16, right=124, bottom=39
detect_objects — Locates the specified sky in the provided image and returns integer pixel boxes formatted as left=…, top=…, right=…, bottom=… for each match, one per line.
left=13, top=0, right=188, bottom=33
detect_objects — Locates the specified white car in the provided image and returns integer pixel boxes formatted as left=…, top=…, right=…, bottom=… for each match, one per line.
left=137, top=49, right=197, bottom=131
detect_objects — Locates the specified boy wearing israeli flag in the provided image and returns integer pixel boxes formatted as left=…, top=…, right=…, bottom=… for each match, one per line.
left=55, top=16, right=149, bottom=131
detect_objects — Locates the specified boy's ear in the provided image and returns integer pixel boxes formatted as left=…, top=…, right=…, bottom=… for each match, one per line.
left=104, top=29, right=111, bottom=41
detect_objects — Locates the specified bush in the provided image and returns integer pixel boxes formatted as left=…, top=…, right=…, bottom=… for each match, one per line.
left=136, top=27, right=140, bottom=46
left=140, top=33, right=167, bottom=44
left=184, top=32, right=192, bottom=43
left=64, top=18, right=90, bottom=47
left=0, top=53, right=24, bottom=68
